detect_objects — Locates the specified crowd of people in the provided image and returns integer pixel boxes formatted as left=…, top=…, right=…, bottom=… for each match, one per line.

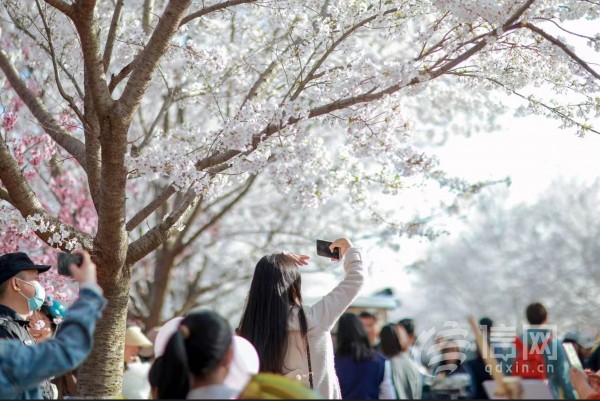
left=0, top=239, right=599, bottom=399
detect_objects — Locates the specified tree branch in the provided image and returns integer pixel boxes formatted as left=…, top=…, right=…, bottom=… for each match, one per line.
left=289, top=8, right=397, bottom=102
left=463, top=74, right=600, bottom=135
left=35, top=0, right=85, bottom=122
left=179, top=0, right=255, bottom=26
left=5, top=7, right=84, bottom=99
left=143, top=0, right=155, bottom=35
left=126, top=184, right=177, bottom=232
left=524, top=23, right=600, bottom=80
left=0, top=187, right=14, bottom=205
left=0, top=50, right=87, bottom=168
left=126, top=188, right=199, bottom=264
left=43, top=0, right=72, bottom=15
left=71, top=2, right=113, bottom=117
left=108, top=0, right=254, bottom=95
left=117, top=0, right=191, bottom=123
left=0, top=138, right=92, bottom=250
left=102, top=0, right=125, bottom=72
left=130, top=90, right=175, bottom=156
left=176, top=174, right=256, bottom=252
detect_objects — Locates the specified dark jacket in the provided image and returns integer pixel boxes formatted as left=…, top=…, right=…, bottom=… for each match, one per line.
left=0, top=305, right=54, bottom=399
left=335, top=353, right=387, bottom=400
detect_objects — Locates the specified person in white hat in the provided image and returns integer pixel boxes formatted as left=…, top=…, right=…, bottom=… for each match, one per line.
left=122, top=325, right=153, bottom=399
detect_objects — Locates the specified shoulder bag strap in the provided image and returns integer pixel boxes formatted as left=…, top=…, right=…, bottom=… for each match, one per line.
left=304, top=335, right=314, bottom=389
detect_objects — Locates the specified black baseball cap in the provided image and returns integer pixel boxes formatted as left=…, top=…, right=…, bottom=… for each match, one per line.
left=0, top=252, right=51, bottom=285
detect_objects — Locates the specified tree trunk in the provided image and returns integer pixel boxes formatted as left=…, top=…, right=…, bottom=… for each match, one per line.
left=76, top=262, right=130, bottom=397
left=145, top=246, right=175, bottom=329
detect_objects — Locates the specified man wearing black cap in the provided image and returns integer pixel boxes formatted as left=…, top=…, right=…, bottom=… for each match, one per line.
left=0, top=249, right=107, bottom=399
left=0, top=252, right=54, bottom=398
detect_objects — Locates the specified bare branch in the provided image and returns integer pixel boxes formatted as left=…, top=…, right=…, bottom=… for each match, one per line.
left=117, top=0, right=192, bottom=122
left=43, top=0, right=72, bottom=15
left=0, top=50, right=87, bottom=168
left=35, top=0, right=85, bottom=122
left=524, top=23, right=600, bottom=80
left=0, top=138, right=92, bottom=250
left=126, top=184, right=177, bottom=232
left=103, top=0, right=125, bottom=72
left=179, top=0, right=255, bottom=26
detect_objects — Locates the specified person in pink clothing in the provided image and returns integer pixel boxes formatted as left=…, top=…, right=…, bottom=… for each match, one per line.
left=238, top=237, right=364, bottom=399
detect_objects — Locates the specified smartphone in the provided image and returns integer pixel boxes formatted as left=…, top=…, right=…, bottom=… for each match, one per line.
left=316, top=240, right=340, bottom=259
left=563, top=342, right=584, bottom=370
left=57, top=253, right=83, bottom=276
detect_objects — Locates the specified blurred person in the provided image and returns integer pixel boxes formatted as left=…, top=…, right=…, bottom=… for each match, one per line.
left=28, top=297, right=77, bottom=399
left=431, top=340, right=472, bottom=400
left=586, top=342, right=600, bottom=372
left=334, top=313, right=394, bottom=399
left=359, top=310, right=379, bottom=348
left=564, top=332, right=596, bottom=367
left=379, top=323, right=422, bottom=399
left=505, top=302, right=576, bottom=399
left=568, top=367, right=600, bottom=400
left=0, top=251, right=54, bottom=398
left=238, top=237, right=364, bottom=399
left=0, top=250, right=106, bottom=399
left=139, top=326, right=160, bottom=362
left=122, top=325, right=153, bottom=399
left=399, top=318, right=432, bottom=397
left=156, top=309, right=237, bottom=399
left=464, top=317, right=495, bottom=400
left=148, top=356, right=163, bottom=400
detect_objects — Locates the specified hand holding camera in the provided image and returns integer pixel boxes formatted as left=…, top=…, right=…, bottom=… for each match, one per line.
left=57, top=250, right=97, bottom=286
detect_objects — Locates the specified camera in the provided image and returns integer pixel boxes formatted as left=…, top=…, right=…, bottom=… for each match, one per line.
left=57, top=253, right=83, bottom=276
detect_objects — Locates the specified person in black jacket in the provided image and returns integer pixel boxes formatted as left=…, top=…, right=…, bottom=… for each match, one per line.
left=0, top=252, right=54, bottom=399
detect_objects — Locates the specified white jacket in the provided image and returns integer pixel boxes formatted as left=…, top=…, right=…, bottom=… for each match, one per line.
left=282, top=248, right=364, bottom=399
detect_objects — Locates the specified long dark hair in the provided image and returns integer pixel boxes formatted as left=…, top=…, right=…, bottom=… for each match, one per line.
left=335, top=312, right=374, bottom=363
left=238, top=253, right=309, bottom=374
left=157, top=309, right=233, bottom=399
left=379, top=324, right=403, bottom=358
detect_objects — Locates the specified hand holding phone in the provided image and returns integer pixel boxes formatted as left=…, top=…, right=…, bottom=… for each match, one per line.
left=316, top=240, right=340, bottom=260
left=57, top=253, right=83, bottom=276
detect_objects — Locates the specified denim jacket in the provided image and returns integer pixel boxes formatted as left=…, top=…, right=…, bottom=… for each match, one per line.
left=0, top=284, right=107, bottom=399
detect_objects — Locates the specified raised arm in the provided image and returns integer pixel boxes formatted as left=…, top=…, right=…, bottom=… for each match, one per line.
left=305, top=238, right=364, bottom=331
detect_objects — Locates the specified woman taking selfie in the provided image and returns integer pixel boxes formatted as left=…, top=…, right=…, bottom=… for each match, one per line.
left=237, top=237, right=364, bottom=399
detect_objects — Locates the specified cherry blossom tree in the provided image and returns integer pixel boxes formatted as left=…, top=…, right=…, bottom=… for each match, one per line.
left=410, top=178, right=600, bottom=334
left=0, top=0, right=599, bottom=396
